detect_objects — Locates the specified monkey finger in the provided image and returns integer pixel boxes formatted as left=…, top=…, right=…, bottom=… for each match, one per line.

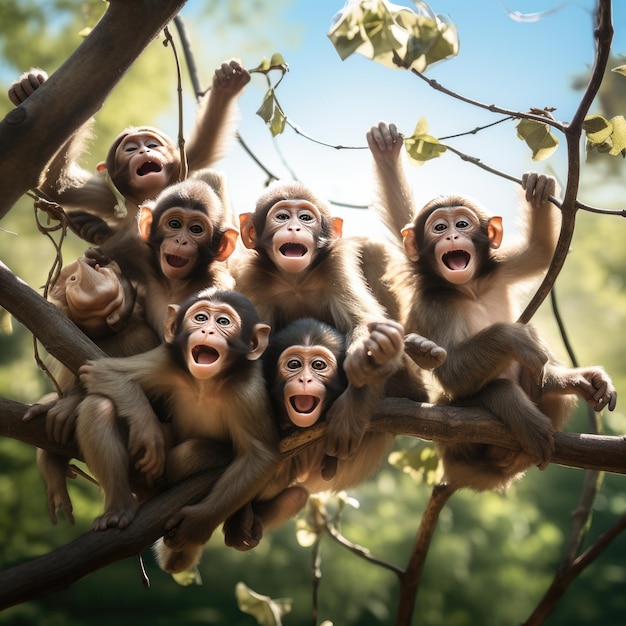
left=23, top=401, right=54, bottom=422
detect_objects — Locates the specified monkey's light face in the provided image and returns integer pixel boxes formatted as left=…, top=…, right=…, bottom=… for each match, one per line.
left=184, top=303, right=241, bottom=379
left=267, top=200, right=321, bottom=274
left=118, top=132, right=171, bottom=197
left=278, top=345, right=337, bottom=427
left=425, top=207, right=481, bottom=285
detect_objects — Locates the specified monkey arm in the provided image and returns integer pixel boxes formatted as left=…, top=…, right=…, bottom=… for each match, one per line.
left=504, top=173, right=561, bottom=280
left=434, top=322, right=549, bottom=399
left=185, top=61, right=250, bottom=171
left=366, top=121, right=415, bottom=238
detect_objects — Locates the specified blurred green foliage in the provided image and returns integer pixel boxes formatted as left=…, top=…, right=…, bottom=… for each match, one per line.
left=0, top=1, right=625, bottom=625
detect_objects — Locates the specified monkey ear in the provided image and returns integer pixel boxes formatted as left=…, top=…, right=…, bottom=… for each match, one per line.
left=215, top=228, right=239, bottom=261
left=401, top=224, right=419, bottom=262
left=488, top=216, right=504, bottom=249
left=163, top=304, right=180, bottom=344
left=137, top=204, right=154, bottom=242
left=96, top=161, right=107, bottom=173
left=239, top=212, right=257, bottom=249
left=331, top=217, right=343, bottom=239
left=246, top=323, right=271, bottom=360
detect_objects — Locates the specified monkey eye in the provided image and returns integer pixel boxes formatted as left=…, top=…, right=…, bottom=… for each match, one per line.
left=298, top=211, right=315, bottom=223
left=311, top=358, right=327, bottom=371
left=146, top=140, right=162, bottom=149
left=189, top=223, right=204, bottom=235
left=194, top=312, right=209, bottom=323
left=456, top=219, right=470, bottom=229
left=274, top=211, right=291, bottom=222
left=123, top=141, right=139, bottom=153
left=287, top=358, right=302, bottom=370
left=216, top=315, right=233, bottom=327
left=433, top=223, right=447, bottom=232
left=168, top=218, right=182, bottom=229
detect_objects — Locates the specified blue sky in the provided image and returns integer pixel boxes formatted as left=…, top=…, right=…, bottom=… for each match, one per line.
left=172, top=0, right=626, bottom=239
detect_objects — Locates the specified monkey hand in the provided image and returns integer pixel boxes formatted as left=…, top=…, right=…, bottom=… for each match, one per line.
left=45, top=394, right=81, bottom=444
left=324, top=388, right=368, bottom=459
left=128, top=416, right=165, bottom=482
left=8, top=68, right=47, bottom=106
left=404, top=333, right=447, bottom=370
left=223, top=504, right=263, bottom=551
left=345, top=320, right=404, bottom=387
left=163, top=504, right=215, bottom=550
left=68, top=212, right=114, bottom=245
left=212, top=59, right=251, bottom=95
left=521, top=171, right=558, bottom=210
left=572, top=366, right=617, bottom=412
left=366, top=121, right=404, bottom=162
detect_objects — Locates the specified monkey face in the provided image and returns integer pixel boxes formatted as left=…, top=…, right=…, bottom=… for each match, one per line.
left=277, top=344, right=339, bottom=427
left=423, top=206, right=483, bottom=285
left=182, top=300, right=242, bottom=379
left=157, top=208, right=213, bottom=280
left=264, top=200, right=322, bottom=274
left=51, top=257, right=128, bottom=338
left=115, top=131, right=174, bottom=199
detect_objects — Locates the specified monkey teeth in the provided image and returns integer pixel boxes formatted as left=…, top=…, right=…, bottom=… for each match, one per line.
left=136, top=161, right=162, bottom=176
left=442, top=250, right=470, bottom=271
left=192, top=345, right=219, bottom=365
left=280, top=243, right=307, bottom=257
left=290, top=395, right=319, bottom=414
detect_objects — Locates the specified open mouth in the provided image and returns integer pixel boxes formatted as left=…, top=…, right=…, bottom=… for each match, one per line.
left=280, top=243, right=308, bottom=257
left=192, top=345, right=219, bottom=365
left=136, top=161, right=163, bottom=176
left=289, top=395, right=320, bottom=414
left=442, top=250, right=470, bottom=271
left=165, top=254, right=189, bottom=268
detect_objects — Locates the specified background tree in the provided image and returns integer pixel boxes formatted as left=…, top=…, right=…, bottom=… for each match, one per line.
left=0, top=1, right=625, bottom=625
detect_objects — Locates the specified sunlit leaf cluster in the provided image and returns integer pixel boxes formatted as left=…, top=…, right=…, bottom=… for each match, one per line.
left=252, top=52, right=289, bottom=137
left=327, top=0, right=459, bottom=73
left=583, top=113, right=626, bottom=157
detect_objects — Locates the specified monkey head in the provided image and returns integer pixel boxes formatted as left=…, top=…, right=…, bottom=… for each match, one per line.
left=138, top=178, right=238, bottom=281
left=164, top=288, right=270, bottom=380
left=50, top=256, right=135, bottom=339
left=402, top=195, right=503, bottom=286
left=264, top=318, right=348, bottom=429
left=97, top=126, right=180, bottom=201
left=239, top=180, right=343, bottom=274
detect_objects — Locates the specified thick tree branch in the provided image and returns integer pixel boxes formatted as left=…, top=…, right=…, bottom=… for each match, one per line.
left=0, top=0, right=188, bottom=221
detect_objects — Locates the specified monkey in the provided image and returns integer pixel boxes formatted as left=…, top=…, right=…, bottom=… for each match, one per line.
left=367, top=121, right=617, bottom=490
left=129, top=170, right=239, bottom=338
left=8, top=59, right=250, bottom=244
left=76, top=287, right=279, bottom=574
left=22, top=250, right=161, bottom=524
left=232, top=179, right=424, bottom=464
left=222, top=317, right=397, bottom=550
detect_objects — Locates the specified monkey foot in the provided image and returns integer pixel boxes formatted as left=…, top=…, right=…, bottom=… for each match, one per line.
left=93, top=502, right=139, bottom=531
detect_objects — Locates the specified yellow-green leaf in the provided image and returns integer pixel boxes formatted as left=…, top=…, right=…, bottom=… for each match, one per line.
left=611, top=64, right=626, bottom=77
left=172, top=566, right=202, bottom=586
left=389, top=441, right=442, bottom=485
left=607, top=115, right=626, bottom=156
left=516, top=119, right=559, bottom=161
left=256, top=89, right=276, bottom=125
left=583, top=114, right=613, bottom=144
left=404, top=118, right=446, bottom=164
left=236, top=582, right=292, bottom=626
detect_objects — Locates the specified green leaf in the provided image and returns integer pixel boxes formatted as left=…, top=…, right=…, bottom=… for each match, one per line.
left=607, top=115, right=626, bottom=156
left=583, top=114, right=613, bottom=144
left=404, top=117, right=446, bottom=164
left=236, top=582, right=292, bottom=626
left=389, top=441, right=442, bottom=485
left=269, top=106, right=287, bottom=137
left=516, top=119, right=559, bottom=161
left=171, top=566, right=202, bottom=587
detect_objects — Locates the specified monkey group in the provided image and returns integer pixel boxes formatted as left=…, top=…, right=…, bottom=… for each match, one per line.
left=10, top=66, right=617, bottom=576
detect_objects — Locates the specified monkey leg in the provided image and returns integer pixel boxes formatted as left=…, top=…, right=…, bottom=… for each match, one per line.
left=465, top=378, right=554, bottom=468
left=75, top=394, right=138, bottom=531
left=36, top=449, right=75, bottom=525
